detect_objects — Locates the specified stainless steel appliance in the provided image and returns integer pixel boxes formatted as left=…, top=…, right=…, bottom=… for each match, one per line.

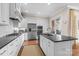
left=27, top=23, right=37, bottom=40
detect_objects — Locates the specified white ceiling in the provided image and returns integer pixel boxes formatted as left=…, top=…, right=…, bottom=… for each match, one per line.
left=20, top=3, right=79, bottom=18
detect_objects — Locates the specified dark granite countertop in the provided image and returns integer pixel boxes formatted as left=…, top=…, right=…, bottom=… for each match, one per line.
left=41, top=34, right=77, bottom=42
left=0, top=33, right=21, bottom=49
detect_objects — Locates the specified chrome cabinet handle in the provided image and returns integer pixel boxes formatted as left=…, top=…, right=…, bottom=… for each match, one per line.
left=0, top=50, right=7, bottom=55
left=10, top=43, right=14, bottom=46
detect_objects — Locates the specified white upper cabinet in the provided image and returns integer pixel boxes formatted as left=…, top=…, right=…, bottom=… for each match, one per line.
left=0, top=3, right=9, bottom=26
left=0, top=4, right=2, bottom=23
left=9, top=3, right=16, bottom=18
left=0, top=4, right=1, bottom=18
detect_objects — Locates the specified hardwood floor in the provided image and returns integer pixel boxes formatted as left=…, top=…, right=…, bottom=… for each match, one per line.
left=72, top=43, right=79, bottom=56
left=21, top=45, right=44, bottom=56
left=23, top=40, right=38, bottom=46
left=18, top=40, right=79, bottom=56
left=18, top=40, right=44, bottom=56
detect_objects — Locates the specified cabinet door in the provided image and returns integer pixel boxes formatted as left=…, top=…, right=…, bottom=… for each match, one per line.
left=0, top=44, right=9, bottom=56
left=54, top=41, right=72, bottom=56
left=0, top=4, right=1, bottom=18
left=44, top=38, right=49, bottom=55
left=40, top=36, right=46, bottom=55
left=2, top=3, right=9, bottom=22
left=9, top=3, right=21, bottom=18
left=42, top=37, right=47, bottom=55
left=0, top=4, right=2, bottom=22
left=9, top=3, right=16, bottom=18
left=7, top=39, right=16, bottom=56
left=0, top=3, right=9, bottom=25
left=40, top=35, right=44, bottom=51
left=46, top=39, right=54, bottom=56
left=40, top=35, right=52, bottom=56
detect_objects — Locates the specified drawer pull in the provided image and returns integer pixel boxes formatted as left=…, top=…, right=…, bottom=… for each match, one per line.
left=15, top=45, right=18, bottom=47
left=10, top=43, right=14, bottom=46
left=0, top=50, right=7, bottom=55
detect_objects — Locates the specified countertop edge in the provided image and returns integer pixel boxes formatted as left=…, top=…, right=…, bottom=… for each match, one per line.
left=41, top=34, right=77, bottom=43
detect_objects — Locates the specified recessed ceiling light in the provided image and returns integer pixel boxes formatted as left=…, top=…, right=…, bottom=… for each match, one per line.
left=37, top=12, right=40, bottom=14
left=24, top=3, right=28, bottom=5
left=48, top=3, right=51, bottom=5
left=25, top=10, right=29, bottom=13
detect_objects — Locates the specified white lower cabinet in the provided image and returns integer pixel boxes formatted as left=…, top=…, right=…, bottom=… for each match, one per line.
left=0, top=34, right=24, bottom=56
left=46, top=39, right=54, bottom=56
left=40, top=35, right=73, bottom=56
left=54, top=41, right=72, bottom=56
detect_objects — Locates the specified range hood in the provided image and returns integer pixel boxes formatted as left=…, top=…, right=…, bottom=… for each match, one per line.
left=9, top=17, right=20, bottom=22
left=10, top=8, right=23, bottom=22
left=15, top=8, right=23, bottom=22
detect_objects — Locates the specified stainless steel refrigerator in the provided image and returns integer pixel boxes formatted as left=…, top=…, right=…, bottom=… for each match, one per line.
left=27, top=23, right=37, bottom=40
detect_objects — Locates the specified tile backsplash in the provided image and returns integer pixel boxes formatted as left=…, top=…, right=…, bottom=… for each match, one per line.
left=0, top=25, right=13, bottom=37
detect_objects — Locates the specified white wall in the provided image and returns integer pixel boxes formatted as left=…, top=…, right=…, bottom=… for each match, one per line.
left=19, top=17, right=49, bottom=33
left=49, top=8, right=70, bottom=36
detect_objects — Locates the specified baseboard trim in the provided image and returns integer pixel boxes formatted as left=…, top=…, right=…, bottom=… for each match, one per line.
left=39, top=45, right=46, bottom=56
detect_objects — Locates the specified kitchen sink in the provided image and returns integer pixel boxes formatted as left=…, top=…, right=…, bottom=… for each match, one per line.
left=44, top=33, right=53, bottom=36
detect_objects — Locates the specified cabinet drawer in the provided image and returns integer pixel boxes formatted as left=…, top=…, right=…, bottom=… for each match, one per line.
left=54, top=50, right=72, bottom=56
left=54, top=41, right=72, bottom=56
left=0, top=50, right=8, bottom=56
left=7, top=46, right=18, bottom=56
left=0, top=45, right=8, bottom=56
left=55, top=41, right=72, bottom=49
left=7, top=40, right=15, bottom=47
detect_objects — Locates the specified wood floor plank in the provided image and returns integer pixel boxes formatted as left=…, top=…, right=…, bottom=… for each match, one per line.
left=21, top=45, right=44, bottom=56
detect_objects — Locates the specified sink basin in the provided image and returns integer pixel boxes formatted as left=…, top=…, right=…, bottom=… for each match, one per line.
left=48, top=35, right=62, bottom=41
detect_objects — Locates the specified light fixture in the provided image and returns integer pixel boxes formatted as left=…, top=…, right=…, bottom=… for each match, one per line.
left=24, top=3, right=28, bottom=5
left=37, top=12, right=40, bottom=14
left=48, top=3, right=51, bottom=5
left=25, top=10, right=29, bottom=13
